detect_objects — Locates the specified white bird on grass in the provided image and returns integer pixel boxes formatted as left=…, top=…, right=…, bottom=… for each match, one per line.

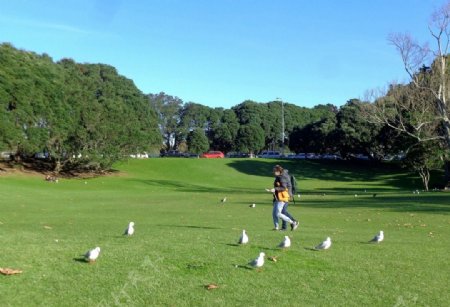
left=370, top=230, right=384, bottom=243
left=221, top=197, right=227, bottom=203
left=315, top=237, right=332, bottom=250
left=124, top=222, right=135, bottom=236
left=278, top=235, right=291, bottom=248
left=249, top=252, right=265, bottom=269
left=85, top=247, right=101, bottom=263
left=238, top=229, right=249, bottom=244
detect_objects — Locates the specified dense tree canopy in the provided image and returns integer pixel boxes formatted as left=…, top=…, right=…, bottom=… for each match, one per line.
left=0, top=43, right=161, bottom=172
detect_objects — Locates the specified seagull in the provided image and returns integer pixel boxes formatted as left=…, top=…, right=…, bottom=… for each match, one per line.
left=315, top=237, right=331, bottom=250
left=124, top=222, right=135, bottom=236
left=370, top=230, right=384, bottom=243
left=249, top=252, right=265, bottom=269
left=278, top=235, right=291, bottom=248
left=238, top=229, right=249, bottom=244
left=85, top=247, right=101, bottom=262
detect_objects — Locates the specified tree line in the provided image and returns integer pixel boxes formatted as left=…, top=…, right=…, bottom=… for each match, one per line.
left=1, top=9, right=450, bottom=190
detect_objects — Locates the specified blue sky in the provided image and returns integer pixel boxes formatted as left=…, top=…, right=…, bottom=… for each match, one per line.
left=0, top=0, right=443, bottom=108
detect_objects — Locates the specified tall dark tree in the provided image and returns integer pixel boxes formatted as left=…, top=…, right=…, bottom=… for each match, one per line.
left=236, top=124, right=265, bottom=154
left=209, top=109, right=239, bottom=153
left=333, top=99, right=380, bottom=158
left=289, top=117, right=336, bottom=154
left=187, top=128, right=209, bottom=154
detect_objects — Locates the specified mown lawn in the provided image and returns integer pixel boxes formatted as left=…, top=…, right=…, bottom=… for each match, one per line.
left=0, top=158, right=449, bottom=306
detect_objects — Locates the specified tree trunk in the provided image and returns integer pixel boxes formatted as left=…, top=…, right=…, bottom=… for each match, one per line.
left=418, top=167, right=430, bottom=191
left=54, top=160, right=62, bottom=174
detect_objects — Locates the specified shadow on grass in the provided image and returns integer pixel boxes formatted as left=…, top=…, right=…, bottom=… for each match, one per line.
left=129, top=179, right=259, bottom=194
left=226, top=243, right=240, bottom=247
left=293, top=192, right=450, bottom=213
left=73, top=257, right=88, bottom=263
left=157, top=224, right=222, bottom=230
left=233, top=264, right=253, bottom=270
left=226, top=159, right=440, bottom=191
left=303, top=247, right=319, bottom=252
left=223, top=243, right=278, bottom=251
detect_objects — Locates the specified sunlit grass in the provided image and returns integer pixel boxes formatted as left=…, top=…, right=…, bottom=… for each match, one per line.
left=0, top=158, right=449, bottom=306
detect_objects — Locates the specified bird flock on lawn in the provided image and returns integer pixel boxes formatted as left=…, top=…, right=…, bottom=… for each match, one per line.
left=78, top=218, right=384, bottom=272
left=237, top=228, right=384, bottom=269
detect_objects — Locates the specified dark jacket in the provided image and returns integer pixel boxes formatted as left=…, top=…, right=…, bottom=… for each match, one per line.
left=273, top=169, right=292, bottom=201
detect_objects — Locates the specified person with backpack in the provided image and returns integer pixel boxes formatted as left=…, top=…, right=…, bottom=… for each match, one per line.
left=267, top=165, right=299, bottom=231
left=280, top=167, right=299, bottom=231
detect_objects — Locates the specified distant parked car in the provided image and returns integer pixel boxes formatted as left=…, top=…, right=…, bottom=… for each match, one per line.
left=354, top=154, right=370, bottom=160
left=0, top=151, right=14, bottom=161
left=200, top=151, right=224, bottom=158
left=160, top=150, right=187, bottom=157
left=129, top=152, right=149, bottom=159
left=306, top=153, right=319, bottom=159
left=258, top=151, right=282, bottom=158
left=286, top=153, right=306, bottom=159
left=185, top=152, right=200, bottom=158
left=226, top=152, right=251, bottom=158
left=321, top=154, right=342, bottom=160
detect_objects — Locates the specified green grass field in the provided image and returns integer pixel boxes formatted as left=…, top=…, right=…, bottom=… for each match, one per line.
left=0, top=158, right=449, bottom=306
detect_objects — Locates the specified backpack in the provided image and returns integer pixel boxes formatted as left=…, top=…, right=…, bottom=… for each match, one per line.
left=290, top=175, right=298, bottom=203
left=290, top=175, right=297, bottom=195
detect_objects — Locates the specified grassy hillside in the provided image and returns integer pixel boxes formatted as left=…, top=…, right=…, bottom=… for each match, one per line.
left=0, top=158, right=449, bottom=306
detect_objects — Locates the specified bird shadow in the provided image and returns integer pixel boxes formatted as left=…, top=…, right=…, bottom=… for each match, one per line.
left=253, top=245, right=278, bottom=251
left=226, top=243, right=241, bottom=247
left=157, top=224, right=222, bottom=230
left=233, top=264, right=253, bottom=270
left=73, top=257, right=88, bottom=263
left=303, top=247, right=319, bottom=252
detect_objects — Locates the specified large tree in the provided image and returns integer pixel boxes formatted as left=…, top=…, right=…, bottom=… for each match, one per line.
left=187, top=128, right=209, bottom=154
left=333, top=99, right=380, bottom=159
left=364, top=2, right=450, bottom=183
left=0, top=43, right=162, bottom=173
left=235, top=124, right=265, bottom=154
left=209, top=109, right=239, bottom=152
left=147, top=92, right=183, bottom=151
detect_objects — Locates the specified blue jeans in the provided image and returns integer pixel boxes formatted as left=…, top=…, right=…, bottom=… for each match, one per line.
left=272, top=201, right=294, bottom=229
left=281, top=202, right=296, bottom=230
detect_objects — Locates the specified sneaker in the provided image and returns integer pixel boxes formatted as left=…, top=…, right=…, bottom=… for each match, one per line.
left=272, top=228, right=279, bottom=231
left=280, top=228, right=287, bottom=231
left=291, top=221, right=299, bottom=231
